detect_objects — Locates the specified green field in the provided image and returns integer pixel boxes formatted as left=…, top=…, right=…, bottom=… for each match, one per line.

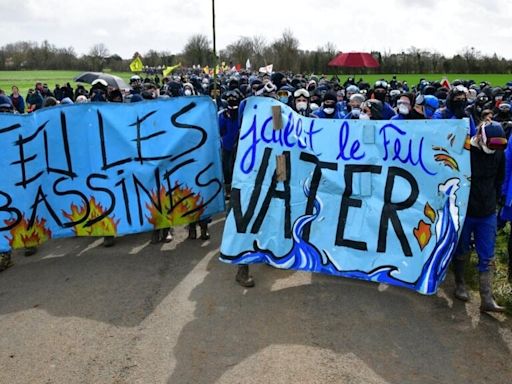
left=1, top=70, right=512, bottom=97
left=0, top=70, right=132, bottom=97
left=331, top=73, right=512, bottom=87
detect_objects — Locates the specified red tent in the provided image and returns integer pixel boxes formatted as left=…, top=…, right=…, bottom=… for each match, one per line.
left=328, top=52, right=380, bottom=68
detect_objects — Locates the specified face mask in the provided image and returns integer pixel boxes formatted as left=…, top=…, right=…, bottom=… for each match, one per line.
left=184, top=89, right=192, bottom=96
left=351, top=108, right=361, bottom=117
left=323, top=107, right=335, bottom=115
left=279, top=96, right=289, bottom=104
left=202, top=84, right=208, bottom=90
left=398, top=105, right=410, bottom=115
left=310, top=103, right=319, bottom=111
left=452, top=100, right=466, bottom=118
left=374, top=92, right=386, bottom=102
left=359, top=113, right=370, bottom=120
left=296, top=101, right=308, bottom=111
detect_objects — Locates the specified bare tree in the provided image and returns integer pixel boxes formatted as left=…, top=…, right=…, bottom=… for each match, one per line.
left=182, top=34, right=212, bottom=66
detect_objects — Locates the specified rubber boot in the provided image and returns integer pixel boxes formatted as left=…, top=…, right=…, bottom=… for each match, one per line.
left=453, top=258, right=470, bottom=302
left=103, top=236, right=115, bottom=247
left=235, top=265, right=255, bottom=287
left=187, top=224, right=197, bottom=240
left=199, top=221, right=210, bottom=240
left=165, top=228, right=174, bottom=243
left=479, top=271, right=505, bottom=313
left=150, top=229, right=162, bottom=244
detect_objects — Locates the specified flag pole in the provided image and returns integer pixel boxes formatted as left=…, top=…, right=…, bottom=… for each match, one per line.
left=212, top=0, right=218, bottom=97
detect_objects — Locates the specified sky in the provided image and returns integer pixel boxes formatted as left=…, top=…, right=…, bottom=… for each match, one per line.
left=3, top=0, right=512, bottom=59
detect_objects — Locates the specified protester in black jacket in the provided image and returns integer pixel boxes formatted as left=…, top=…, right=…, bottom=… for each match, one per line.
left=452, top=121, right=507, bottom=312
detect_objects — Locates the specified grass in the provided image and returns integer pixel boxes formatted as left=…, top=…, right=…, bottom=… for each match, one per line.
left=330, top=73, right=512, bottom=87
left=0, top=70, right=132, bottom=97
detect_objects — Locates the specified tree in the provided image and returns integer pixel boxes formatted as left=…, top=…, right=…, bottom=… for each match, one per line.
left=270, top=30, right=300, bottom=72
left=88, top=43, right=110, bottom=71
left=182, top=34, right=212, bottom=66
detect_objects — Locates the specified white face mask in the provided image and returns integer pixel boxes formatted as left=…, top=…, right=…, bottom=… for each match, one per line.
left=310, top=103, right=319, bottom=111
left=359, top=113, right=370, bottom=120
left=296, top=101, right=308, bottom=111
left=323, top=107, right=335, bottom=115
left=398, top=104, right=410, bottom=115
left=351, top=108, right=361, bottom=117
left=184, top=89, right=192, bottom=96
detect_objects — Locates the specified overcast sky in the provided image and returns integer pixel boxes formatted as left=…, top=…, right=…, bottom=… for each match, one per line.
left=3, top=0, right=512, bottom=59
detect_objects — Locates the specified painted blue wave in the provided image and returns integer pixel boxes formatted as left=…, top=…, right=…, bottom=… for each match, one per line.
left=223, top=178, right=460, bottom=295
left=227, top=182, right=341, bottom=275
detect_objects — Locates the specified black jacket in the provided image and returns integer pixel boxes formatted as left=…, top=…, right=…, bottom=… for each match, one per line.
left=467, top=145, right=505, bottom=217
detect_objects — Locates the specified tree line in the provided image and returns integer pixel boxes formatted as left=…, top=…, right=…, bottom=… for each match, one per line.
left=1, top=32, right=511, bottom=74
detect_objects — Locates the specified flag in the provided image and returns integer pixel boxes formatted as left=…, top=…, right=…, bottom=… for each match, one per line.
left=129, top=56, right=144, bottom=72
left=236, top=64, right=242, bottom=71
left=162, top=63, right=181, bottom=78
left=245, top=59, right=251, bottom=70
left=258, top=64, right=273, bottom=74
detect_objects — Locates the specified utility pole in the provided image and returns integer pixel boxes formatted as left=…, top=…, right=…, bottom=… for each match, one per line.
left=212, top=0, right=218, bottom=96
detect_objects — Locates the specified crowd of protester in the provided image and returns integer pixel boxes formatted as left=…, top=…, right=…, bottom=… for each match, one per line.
left=0, top=70, right=511, bottom=311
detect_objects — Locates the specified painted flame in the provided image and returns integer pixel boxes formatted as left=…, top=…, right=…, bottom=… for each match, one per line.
left=464, top=134, right=471, bottom=150
left=62, top=197, right=119, bottom=236
left=424, top=202, right=436, bottom=223
left=434, top=153, right=459, bottom=171
left=413, top=220, right=432, bottom=251
left=146, top=184, right=204, bottom=228
left=4, top=216, right=52, bottom=249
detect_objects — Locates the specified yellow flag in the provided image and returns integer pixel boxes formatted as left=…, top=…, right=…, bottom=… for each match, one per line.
left=129, top=56, right=144, bottom=72
left=162, top=63, right=182, bottom=78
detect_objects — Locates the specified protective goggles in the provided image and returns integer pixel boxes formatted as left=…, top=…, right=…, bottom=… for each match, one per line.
left=375, top=80, right=388, bottom=88
left=498, top=103, right=511, bottom=111
left=482, top=123, right=508, bottom=150
left=452, top=84, right=467, bottom=94
left=277, top=90, right=290, bottom=98
left=293, top=89, right=310, bottom=98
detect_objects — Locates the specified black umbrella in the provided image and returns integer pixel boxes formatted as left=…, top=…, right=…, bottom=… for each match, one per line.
left=74, top=72, right=129, bottom=89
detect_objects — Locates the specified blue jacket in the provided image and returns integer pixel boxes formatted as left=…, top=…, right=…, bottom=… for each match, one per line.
left=382, top=102, right=396, bottom=120
left=336, top=101, right=349, bottom=116
left=313, top=108, right=345, bottom=119
left=501, top=139, right=512, bottom=220
left=219, top=109, right=241, bottom=151
left=9, top=94, right=25, bottom=114
left=432, top=108, right=477, bottom=136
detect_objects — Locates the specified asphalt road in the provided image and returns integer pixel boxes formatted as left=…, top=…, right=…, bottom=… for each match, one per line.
left=0, top=216, right=511, bottom=384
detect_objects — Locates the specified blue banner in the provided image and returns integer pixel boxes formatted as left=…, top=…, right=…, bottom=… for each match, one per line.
left=220, top=97, right=471, bottom=295
left=0, top=97, right=224, bottom=250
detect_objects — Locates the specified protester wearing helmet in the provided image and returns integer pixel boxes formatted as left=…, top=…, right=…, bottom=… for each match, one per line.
left=433, top=85, right=476, bottom=136
left=360, top=99, right=384, bottom=120
left=129, top=75, right=142, bottom=95
left=391, top=92, right=437, bottom=120
left=494, top=102, right=512, bottom=124
left=313, top=91, right=345, bottom=119
left=467, top=93, right=491, bottom=125
left=453, top=121, right=507, bottom=312
left=413, top=94, right=439, bottom=119
left=293, top=88, right=315, bottom=117
left=369, top=81, right=396, bottom=119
